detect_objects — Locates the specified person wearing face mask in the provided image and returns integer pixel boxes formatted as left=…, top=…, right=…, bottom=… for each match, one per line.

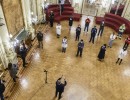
left=116, top=48, right=127, bottom=65
left=98, top=44, right=107, bottom=61
left=75, top=25, right=81, bottom=41
left=117, top=24, right=126, bottom=39
left=49, top=11, right=54, bottom=27
left=89, top=26, right=97, bottom=44
left=108, top=32, right=117, bottom=48
left=62, top=36, right=68, bottom=53
left=76, top=39, right=84, bottom=57
left=69, top=16, right=73, bottom=30
left=98, top=20, right=105, bottom=36
left=84, top=17, right=90, bottom=32
left=56, top=22, right=62, bottom=38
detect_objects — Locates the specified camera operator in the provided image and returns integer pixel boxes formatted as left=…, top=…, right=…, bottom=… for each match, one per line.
left=55, top=76, right=67, bottom=100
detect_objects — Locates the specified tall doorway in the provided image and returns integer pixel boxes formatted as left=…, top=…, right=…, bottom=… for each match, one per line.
left=82, top=0, right=98, bottom=16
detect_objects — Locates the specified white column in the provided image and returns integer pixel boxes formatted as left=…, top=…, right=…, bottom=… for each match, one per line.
left=0, top=4, right=17, bottom=68
left=31, top=0, right=37, bottom=17
left=21, top=0, right=35, bottom=40
left=121, top=0, right=130, bottom=17
left=36, top=0, right=44, bottom=22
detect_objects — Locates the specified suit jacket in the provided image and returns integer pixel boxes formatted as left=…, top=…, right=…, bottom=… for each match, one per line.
left=69, top=17, right=73, bottom=26
left=78, top=41, right=84, bottom=49
left=91, top=27, right=97, bottom=37
left=76, top=27, right=81, bottom=35
left=100, top=21, right=105, bottom=28
left=50, top=13, right=54, bottom=20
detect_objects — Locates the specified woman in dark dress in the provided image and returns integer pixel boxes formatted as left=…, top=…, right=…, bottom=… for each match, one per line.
left=98, top=44, right=107, bottom=61
left=69, top=16, right=73, bottom=30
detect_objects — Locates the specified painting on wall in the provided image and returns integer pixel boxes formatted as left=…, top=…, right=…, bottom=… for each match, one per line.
left=2, top=0, right=24, bottom=36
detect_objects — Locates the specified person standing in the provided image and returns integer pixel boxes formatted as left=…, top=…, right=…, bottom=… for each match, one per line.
left=56, top=23, right=62, bottom=38
left=0, top=80, right=5, bottom=100
left=89, top=26, right=97, bottom=44
left=116, top=48, right=127, bottom=65
left=76, top=39, right=84, bottom=57
left=98, top=44, right=107, bottom=61
left=75, top=25, right=81, bottom=41
left=108, top=32, right=116, bottom=48
left=117, top=24, right=126, bottom=39
left=62, top=36, right=67, bottom=53
left=8, top=63, right=18, bottom=82
left=60, top=0, right=65, bottom=13
left=20, top=43, right=28, bottom=67
left=49, top=11, right=54, bottom=27
left=69, top=16, right=73, bottom=30
left=84, top=17, right=90, bottom=32
left=123, top=36, right=130, bottom=49
left=55, top=77, right=67, bottom=100
left=98, top=20, right=105, bottom=36
left=37, top=31, right=43, bottom=48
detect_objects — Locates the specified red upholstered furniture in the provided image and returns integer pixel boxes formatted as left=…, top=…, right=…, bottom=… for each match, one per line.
left=96, top=13, right=130, bottom=34
left=45, top=4, right=81, bottom=22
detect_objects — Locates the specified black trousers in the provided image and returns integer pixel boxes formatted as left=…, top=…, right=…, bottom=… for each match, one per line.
left=13, top=78, right=16, bottom=82
left=61, top=4, right=64, bottom=12
left=98, top=27, right=104, bottom=36
left=57, top=34, right=60, bottom=38
left=123, top=42, right=129, bottom=49
left=55, top=90, right=62, bottom=100
left=38, top=41, right=43, bottom=48
left=89, top=36, right=95, bottom=43
left=75, top=35, right=80, bottom=41
left=116, top=58, right=122, bottom=65
left=62, top=47, right=66, bottom=53
left=21, top=57, right=26, bottom=67
left=76, top=48, right=83, bottom=57
left=50, top=20, right=53, bottom=27
left=0, top=94, right=4, bottom=100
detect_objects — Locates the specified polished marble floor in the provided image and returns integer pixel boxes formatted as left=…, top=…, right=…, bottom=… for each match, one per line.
left=6, top=15, right=130, bottom=100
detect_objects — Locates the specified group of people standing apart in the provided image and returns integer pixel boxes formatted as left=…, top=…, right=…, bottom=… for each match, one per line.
left=49, top=13, right=129, bottom=65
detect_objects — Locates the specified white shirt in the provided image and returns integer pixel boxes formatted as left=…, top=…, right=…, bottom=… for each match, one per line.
left=62, top=38, right=67, bottom=48
left=56, top=25, right=61, bottom=35
left=60, top=0, right=65, bottom=4
left=110, top=34, right=116, bottom=40
left=118, top=49, right=127, bottom=59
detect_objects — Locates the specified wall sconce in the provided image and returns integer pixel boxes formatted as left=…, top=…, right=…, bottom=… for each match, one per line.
left=9, top=34, right=13, bottom=38
left=0, top=18, right=4, bottom=26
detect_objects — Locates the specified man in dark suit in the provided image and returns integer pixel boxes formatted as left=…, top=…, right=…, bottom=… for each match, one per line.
left=55, top=77, right=67, bottom=100
left=49, top=11, right=54, bottom=27
left=76, top=39, right=84, bottom=57
left=20, top=43, right=28, bottom=67
left=89, top=26, right=97, bottom=44
left=69, top=16, right=73, bottom=30
left=75, top=25, right=81, bottom=41
left=98, top=20, right=105, bottom=36
left=37, top=31, right=43, bottom=48
left=0, top=80, right=5, bottom=100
